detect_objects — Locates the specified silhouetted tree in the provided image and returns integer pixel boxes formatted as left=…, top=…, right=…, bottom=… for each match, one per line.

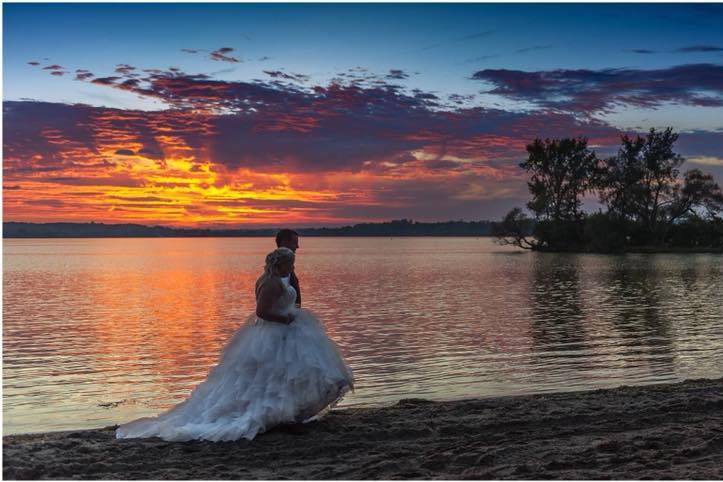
left=519, top=137, right=599, bottom=250
left=498, top=127, right=723, bottom=252
left=599, top=128, right=685, bottom=244
left=672, top=169, right=723, bottom=220
left=522, top=137, right=599, bottom=222
left=598, top=133, right=647, bottom=226
left=659, top=169, right=723, bottom=242
left=493, top=207, right=536, bottom=249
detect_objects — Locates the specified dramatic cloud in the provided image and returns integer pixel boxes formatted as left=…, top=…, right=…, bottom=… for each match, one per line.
left=4, top=84, right=624, bottom=225
left=91, top=76, right=122, bottom=86
left=115, top=64, right=136, bottom=75
left=263, top=70, right=310, bottom=82
left=386, top=69, right=410, bottom=80
left=8, top=57, right=723, bottom=226
left=210, top=47, right=239, bottom=63
left=74, top=69, right=94, bottom=81
left=472, top=63, right=723, bottom=113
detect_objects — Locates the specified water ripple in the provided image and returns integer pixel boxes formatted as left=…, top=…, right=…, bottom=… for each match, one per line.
left=4, top=238, right=723, bottom=434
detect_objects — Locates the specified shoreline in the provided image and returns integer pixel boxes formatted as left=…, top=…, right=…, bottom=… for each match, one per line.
left=4, top=377, right=723, bottom=480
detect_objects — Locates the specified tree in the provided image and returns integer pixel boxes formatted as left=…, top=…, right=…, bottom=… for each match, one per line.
left=522, top=137, right=599, bottom=222
left=520, top=137, right=599, bottom=250
left=598, top=128, right=685, bottom=244
left=659, top=169, right=723, bottom=241
left=675, top=169, right=723, bottom=220
left=493, top=207, right=536, bottom=249
left=598, top=134, right=646, bottom=224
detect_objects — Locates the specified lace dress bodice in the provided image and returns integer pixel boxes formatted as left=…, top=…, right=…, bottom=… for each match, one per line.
left=273, top=276, right=297, bottom=316
left=255, top=275, right=297, bottom=319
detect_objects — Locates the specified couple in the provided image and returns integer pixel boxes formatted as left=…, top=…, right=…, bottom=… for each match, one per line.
left=116, top=229, right=354, bottom=442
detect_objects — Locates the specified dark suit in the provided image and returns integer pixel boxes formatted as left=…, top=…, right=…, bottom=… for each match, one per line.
left=290, top=271, right=301, bottom=306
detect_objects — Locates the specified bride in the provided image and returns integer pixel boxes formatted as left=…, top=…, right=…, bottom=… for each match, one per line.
left=116, top=247, right=354, bottom=442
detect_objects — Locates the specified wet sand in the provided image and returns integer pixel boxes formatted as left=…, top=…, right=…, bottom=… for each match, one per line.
left=4, top=377, right=723, bottom=480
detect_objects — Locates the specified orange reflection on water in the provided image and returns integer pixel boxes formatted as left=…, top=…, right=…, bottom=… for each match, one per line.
left=4, top=238, right=723, bottom=435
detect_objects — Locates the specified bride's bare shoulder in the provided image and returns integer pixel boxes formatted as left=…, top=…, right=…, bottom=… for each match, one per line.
left=255, top=275, right=282, bottom=297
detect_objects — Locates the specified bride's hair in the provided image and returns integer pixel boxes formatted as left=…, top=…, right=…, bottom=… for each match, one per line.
left=264, top=247, right=295, bottom=276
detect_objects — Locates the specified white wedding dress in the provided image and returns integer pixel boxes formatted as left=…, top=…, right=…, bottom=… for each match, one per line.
left=116, top=276, right=354, bottom=442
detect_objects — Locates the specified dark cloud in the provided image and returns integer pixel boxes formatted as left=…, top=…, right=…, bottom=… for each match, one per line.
left=675, top=45, right=723, bottom=53
left=9, top=60, right=721, bottom=202
left=210, top=47, right=240, bottom=63
left=42, top=64, right=64, bottom=70
left=27, top=61, right=40, bottom=66
left=119, top=79, right=141, bottom=88
left=139, top=147, right=164, bottom=159
left=448, top=93, right=476, bottom=105
left=3, top=94, right=621, bottom=180
left=5, top=94, right=721, bottom=222
left=412, top=89, right=439, bottom=102
left=75, top=71, right=94, bottom=81
left=630, top=49, right=658, bottom=54
left=263, top=70, right=310, bottom=82
left=50, top=71, right=65, bottom=76
left=115, top=64, right=136, bottom=75
left=386, top=69, right=409, bottom=80
left=91, top=76, right=122, bottom=86
left=472, top=63, right=723, bottom=113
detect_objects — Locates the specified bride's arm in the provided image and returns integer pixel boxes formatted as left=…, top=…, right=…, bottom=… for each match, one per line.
left=255, top=279, right=294, bottom=324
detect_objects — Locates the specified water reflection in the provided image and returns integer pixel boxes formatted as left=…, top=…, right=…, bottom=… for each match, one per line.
left=604, top=256, right=675, bottom=377
left=4, top=238, right=723, bottom=435
left=528, top=254, right=588, bottom=352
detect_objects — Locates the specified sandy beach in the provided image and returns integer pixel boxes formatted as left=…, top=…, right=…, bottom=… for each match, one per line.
left=4, top=377, right=723, bottom=480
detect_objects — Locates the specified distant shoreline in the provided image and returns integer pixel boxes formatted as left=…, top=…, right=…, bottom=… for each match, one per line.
left=4, top=234, right=497, bottom=238
left=3, top=220, right=498, bottom=238
left=4, top=377, right=722, bottom=479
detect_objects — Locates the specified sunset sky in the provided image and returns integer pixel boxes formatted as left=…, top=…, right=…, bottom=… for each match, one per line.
left=4, top=3, right=723, bottom=227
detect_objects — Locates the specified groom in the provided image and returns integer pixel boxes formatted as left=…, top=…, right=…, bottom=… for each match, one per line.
left=275, top=229, right=301, bottom=307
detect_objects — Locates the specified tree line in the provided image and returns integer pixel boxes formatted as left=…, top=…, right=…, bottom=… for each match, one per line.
left=494, top=128, right=723, bottom=252
left=4, top=219, right=496, bottom=238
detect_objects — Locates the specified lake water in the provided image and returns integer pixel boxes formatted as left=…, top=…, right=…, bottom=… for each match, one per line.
left=3, top=237, right=723, bottom=435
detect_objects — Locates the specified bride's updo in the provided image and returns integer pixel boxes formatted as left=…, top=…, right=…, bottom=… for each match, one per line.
left=264, top=247, right=295, bottom=276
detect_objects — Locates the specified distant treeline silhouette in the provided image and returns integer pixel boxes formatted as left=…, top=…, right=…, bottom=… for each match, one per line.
left=3, top=219, right=496, bottom=238
left=494, top=128, right=723, bottom=252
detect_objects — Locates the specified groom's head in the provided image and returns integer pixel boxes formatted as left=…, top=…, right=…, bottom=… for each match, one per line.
left=276, top=229, right=299, bottom=253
